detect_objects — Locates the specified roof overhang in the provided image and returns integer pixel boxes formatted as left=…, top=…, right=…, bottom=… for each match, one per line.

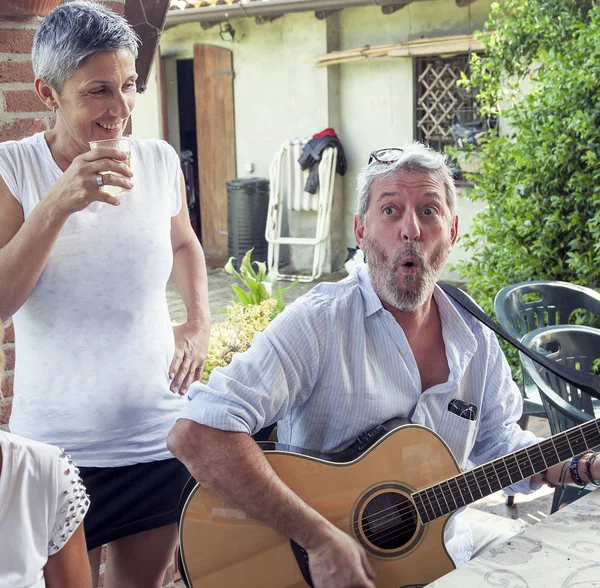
left=126, top=0, right=171, bottom=92
left=165, top=0, right=431, bottom=27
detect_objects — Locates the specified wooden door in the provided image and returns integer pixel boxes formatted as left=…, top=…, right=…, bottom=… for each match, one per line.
left=193, top=44, right=236, bottom=267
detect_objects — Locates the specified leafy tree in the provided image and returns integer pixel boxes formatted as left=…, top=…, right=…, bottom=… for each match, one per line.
left=455, top=0, right=600, bottom=372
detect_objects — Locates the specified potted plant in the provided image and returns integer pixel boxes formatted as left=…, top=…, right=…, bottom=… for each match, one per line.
left=202, top=249, right=297, bottom=383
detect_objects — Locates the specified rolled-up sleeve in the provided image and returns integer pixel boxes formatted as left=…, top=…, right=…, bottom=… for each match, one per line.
left=183, top=296, right=330, bottom=435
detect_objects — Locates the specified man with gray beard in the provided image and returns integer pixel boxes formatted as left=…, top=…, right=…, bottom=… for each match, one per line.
left=168, top=143, right=565, bottom=588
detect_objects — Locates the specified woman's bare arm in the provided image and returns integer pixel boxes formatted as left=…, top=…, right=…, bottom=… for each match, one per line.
left=44, top=524, right=92, bottom=588
left=0, top=176, right=69, bottom=320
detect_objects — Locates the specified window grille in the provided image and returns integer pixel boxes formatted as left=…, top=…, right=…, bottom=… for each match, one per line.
left=415, top=54, right=479, bottom=152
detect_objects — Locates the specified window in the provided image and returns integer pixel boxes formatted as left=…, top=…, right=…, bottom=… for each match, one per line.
left=415, top=54, right=479, bottom=152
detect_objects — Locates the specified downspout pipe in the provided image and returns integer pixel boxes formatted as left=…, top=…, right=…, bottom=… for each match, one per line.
left=165, top=0, right=424, bottom=27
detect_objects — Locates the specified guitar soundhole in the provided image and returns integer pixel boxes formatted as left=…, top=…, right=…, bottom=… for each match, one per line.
left=362, top=492, right=417, bottom=550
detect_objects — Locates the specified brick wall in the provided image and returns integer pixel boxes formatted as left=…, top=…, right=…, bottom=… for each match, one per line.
left=0, top=13, right=49, bottom=429
left=0, top=2, right=180, bottom=585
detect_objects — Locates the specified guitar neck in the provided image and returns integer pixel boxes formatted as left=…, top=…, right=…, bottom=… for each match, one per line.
left=413, top=417, right=600, bottom=523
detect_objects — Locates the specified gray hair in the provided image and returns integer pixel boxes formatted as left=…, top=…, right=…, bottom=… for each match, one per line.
left=356, top=142, right=457, bottom=218
left=32, top=1, right=140, bottom=92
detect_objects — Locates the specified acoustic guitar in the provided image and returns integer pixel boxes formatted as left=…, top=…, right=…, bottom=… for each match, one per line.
left=178, top=417, right=600, bottom=588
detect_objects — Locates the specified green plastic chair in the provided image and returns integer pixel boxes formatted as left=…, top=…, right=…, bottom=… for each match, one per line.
left=494, top=281, right=600, bottom=507
left=494, top=281, right=600, bottom=423
left=520, top=325, right=600, bottom=513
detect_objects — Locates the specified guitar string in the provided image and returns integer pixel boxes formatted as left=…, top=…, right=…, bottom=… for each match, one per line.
left=352, top=454, right=543, bottom=546
left=322, top=424, right=600, bottom=539
left=349, top=453, right=548, bottom=545
left=365, top=428, right=595, bottom=528
left=348, top=433, right=593, bottom=538
left=351, top=451, right=560, bottom=538
left=350, top=449, right=549, bottom=530
left=352, top=468, right=574, bottom=544
left=350, top=431, right=599, bottom=545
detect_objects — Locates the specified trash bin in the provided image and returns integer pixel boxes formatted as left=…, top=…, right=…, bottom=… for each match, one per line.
left=227, top=178, right=270, bottom=269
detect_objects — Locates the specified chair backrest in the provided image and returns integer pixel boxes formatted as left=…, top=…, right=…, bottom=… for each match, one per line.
left=495, top=281, right=600, bottom=340
left=520, top=325, right=600, bottom=435
left=270, top=139, right=337, bottom=213
left=283, top=139, right=316, bottom=211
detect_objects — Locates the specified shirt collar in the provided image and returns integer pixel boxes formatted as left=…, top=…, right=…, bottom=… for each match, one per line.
left=433, top=284, right=478, bottom=374
left=357, top=265, right=478, bottom=360
left=356, top=264, right=384, bottom=317
left=356, top=265, right=479, bottom=384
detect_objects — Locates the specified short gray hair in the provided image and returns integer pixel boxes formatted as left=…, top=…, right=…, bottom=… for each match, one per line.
left=32, top=1, right=140, bottom=92
left=356, top=142, right=457, bottom=218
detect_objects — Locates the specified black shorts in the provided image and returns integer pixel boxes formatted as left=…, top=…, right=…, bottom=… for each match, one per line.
left=79, top=457, right=192, bottom=551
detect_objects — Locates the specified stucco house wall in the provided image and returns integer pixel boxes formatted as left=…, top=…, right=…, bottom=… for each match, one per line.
left=133, top=0, right=493, bottom=278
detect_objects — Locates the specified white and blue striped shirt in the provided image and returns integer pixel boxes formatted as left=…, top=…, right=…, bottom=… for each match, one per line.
left=184, top=265, right=540, bottom=565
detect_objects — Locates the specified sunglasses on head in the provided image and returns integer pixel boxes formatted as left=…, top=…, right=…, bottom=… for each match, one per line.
left=368, top=148, right=404, bottom=165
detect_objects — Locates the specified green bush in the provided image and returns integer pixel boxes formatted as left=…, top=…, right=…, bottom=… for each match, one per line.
left=454, top=0, right=600, bottom=374
left=203, top=299, right=278, bottom=382
left=202, top=250, right=297, bottom=382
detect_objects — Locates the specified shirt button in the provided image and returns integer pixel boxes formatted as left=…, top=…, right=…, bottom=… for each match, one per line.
left=400, top=349, right=407, bottom=356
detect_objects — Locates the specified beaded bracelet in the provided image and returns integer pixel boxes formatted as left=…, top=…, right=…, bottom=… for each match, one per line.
left=584, top=453, right=600, bottom=486
left=569, top=454, right=588, bottom=487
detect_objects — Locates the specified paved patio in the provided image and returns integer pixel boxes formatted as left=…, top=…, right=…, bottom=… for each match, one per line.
left=167, top=268, right=557, bottom=584
left=167, top=267, right=346, bottom=326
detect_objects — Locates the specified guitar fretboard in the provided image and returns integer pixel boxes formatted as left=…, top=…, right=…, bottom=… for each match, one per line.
left=413, top=418, right=600, bottom=523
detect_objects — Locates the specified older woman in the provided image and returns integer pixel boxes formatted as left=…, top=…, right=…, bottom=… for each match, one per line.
left=0, top=2, right=211, bottom=587
left=0, top=320, right=92, bottom=588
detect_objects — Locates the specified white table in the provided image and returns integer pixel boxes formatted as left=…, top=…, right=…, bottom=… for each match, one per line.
left=429, top=489, right=600, bottom=588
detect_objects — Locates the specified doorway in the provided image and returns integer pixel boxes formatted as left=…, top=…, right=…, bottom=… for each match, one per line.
left=176, top=59, right=200, bottom=240
left=164, top=45, right=236, bottom=268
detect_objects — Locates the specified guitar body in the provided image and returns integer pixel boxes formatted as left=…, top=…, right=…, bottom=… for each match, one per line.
left=179, top=423, right=461, bottom=588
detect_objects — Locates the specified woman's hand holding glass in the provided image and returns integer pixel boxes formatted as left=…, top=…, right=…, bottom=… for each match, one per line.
left=88, top=137, right=132, bottom=201
left=47, top=146, right=133, bottom=214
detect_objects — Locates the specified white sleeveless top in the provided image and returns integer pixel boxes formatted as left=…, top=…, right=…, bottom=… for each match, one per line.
left=0, top=132, right=187, bottom=466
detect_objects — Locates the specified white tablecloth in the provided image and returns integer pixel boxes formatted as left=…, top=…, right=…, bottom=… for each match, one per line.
left=429, top=489, right=600, bottom=588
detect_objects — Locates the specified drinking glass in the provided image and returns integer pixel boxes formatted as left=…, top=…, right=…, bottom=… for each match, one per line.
left=88, top=137, right=132, bottom=201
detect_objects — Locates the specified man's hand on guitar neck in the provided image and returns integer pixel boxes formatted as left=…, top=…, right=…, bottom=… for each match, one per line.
left=305, top=525, right=376, bottom=588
